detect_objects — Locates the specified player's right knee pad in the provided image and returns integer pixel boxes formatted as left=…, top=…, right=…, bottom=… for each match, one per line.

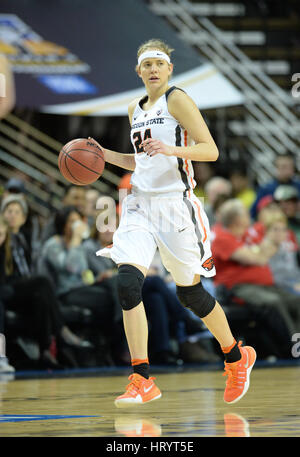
left=117, top=264, right=145, bottom=311
left=176, top=282, right=216, bottom=318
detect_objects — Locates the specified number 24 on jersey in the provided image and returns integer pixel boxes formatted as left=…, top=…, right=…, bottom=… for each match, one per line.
left=132, top=129, right=152, bottom=154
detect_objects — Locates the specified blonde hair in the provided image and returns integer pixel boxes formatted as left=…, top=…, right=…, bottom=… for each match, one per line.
left=137, top=39, right=174, bottom=59
left=135, top=39, right=174, bottom=73
left=218, top=199, right=246, bottom=228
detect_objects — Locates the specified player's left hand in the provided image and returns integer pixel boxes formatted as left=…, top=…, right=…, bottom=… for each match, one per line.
left=142, top=138, right=174, bottom=157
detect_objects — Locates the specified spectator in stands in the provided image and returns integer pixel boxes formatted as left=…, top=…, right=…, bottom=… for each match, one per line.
left=40, top=205, right=124, bottom=363
left=253, top=209, right=300, bottom=296
left=273, top=184, right=300, bottom=245
left=41, top=184, right=88, bottom=242
left=0, top=216, right=15, bottom=373
left=3, top=178, right=41, bottom=269
left=204, top=176, right=232, bottom=226
left=251, top=153, right=300, bottom=219
left=228, top=165, right=256, bottom=210
left=247, top=196, right=296, bottom=245
left=0, top=197, right=88, bottom=370
left=211, top=199, right=300, bottom=340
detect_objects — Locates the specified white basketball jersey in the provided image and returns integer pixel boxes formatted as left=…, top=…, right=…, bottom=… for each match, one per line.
left=130, top=86, right=196, bottom=194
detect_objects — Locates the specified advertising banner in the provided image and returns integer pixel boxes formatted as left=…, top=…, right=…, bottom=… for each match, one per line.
left=0, top=0, right=244, bottom=114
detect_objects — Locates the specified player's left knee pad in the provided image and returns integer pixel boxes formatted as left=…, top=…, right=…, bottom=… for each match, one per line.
left=176, top=282, right=216, bottom=318
left=117, top=264, right=145, bottom=311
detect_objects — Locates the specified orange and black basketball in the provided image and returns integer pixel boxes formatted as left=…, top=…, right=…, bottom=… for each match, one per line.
left=58, top=138, right=105, bottom=185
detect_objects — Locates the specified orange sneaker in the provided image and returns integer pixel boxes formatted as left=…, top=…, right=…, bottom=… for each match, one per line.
left=114, top=373, right=162, bottom=408
left=223, top=341, right=256, bottom=404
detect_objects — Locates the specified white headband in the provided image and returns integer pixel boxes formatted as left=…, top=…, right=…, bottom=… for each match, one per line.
left=138, top=50, right=171, bottom=66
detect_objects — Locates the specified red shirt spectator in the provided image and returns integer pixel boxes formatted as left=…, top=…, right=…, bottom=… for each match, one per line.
left=211, top=223, right=274, bottom=289
left=246, top=221, right=298, bottom=248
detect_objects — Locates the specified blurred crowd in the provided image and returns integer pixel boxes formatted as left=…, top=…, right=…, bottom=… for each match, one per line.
left=0, top=151, right=300, bottom=373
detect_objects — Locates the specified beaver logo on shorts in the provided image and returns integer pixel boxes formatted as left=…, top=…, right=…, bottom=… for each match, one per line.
left=202, top=256, right=214, bottom=271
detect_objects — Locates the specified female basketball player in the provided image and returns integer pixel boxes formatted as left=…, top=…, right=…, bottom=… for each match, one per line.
left=90, top=39, right=256, bottom=407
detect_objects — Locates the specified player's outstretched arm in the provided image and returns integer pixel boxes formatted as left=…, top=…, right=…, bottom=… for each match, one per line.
left=142, top=90, right=219, bottom=162
left=88, top=138, right=136, bottom=171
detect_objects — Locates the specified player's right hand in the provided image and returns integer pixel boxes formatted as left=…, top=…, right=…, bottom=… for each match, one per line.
left=88, top=136, right=102, bottom=149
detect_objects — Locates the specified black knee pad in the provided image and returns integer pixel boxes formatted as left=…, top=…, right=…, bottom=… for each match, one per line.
left=176, top=282, right=216, bottom=318
left=117, top=264, right=145, bottom=311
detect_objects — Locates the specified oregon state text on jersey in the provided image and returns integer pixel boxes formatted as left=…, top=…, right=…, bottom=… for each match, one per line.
left=130, top=86, right=196, bottom=194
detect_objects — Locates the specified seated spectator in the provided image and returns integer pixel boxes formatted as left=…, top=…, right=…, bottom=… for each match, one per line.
left=246, top=196, right=281, bottom=243
left=248, top=201, right=298, bottom=246
left=204, top=177, right=232, bottom=226
left=273, top=184, right=300, bottom=245
left=41, top=185, right=88, bottom=243
left=3, top=178, right=42, bottom=269
left=251, top=153, right=300, bottom=219
left=40, top=206, right=124, bottom=364
left=211, top=199, right=300, bottom=357
left=253, top=209, right=300, bottom=296
left=1, top=195, right=88, bottom=370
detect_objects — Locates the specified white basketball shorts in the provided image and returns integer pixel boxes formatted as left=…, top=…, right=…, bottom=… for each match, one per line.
left=97, top=190, right=216, bottom=286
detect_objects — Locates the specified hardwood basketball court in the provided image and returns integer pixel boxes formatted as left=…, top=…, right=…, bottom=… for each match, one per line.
left=0, top=364, right=299, bottom=437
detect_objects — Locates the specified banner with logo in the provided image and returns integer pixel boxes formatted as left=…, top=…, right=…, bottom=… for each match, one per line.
left=0, top=0, right=244, bottom=115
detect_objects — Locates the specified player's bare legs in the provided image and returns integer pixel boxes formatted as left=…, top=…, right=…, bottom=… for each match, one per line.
left=119, top=263, right=148, bottom=361
left=184, top=275, right=235, bottom=348
left=202, top=302, right=235, bottom=348
left=122, top=302, right=148, bottom=360
left=114, top=263, right=161, bottom=408
left=176, top=274, right=256, bottom=404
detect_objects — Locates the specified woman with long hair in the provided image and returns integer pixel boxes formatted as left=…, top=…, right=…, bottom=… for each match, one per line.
left=89, top=39, right=256, bottom=407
